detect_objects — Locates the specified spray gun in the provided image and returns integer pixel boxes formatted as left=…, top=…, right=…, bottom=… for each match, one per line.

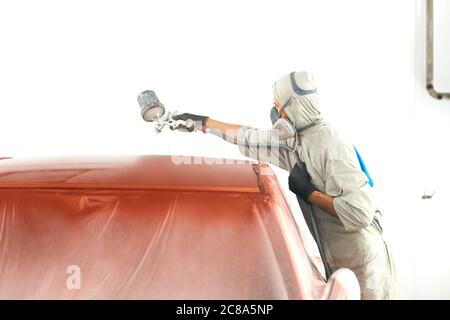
left=137, top=90, right=195, bottom=133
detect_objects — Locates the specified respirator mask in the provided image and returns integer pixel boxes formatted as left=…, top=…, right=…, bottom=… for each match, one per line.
left=270, top=97, right=292, bottom=125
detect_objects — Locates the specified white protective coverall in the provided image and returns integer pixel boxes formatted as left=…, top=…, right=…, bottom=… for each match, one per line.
left=236, top=71, right=399, bottom=300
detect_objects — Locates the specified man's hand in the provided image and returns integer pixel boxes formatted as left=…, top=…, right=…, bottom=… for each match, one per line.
left=172, top=113, right=209, bottom=127
left=289, top=161, right=338, bottom=216
left=288, top=161, right=317, bottom=202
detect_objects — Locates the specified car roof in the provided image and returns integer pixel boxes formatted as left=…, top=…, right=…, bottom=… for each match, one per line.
left=0, top=155, right=327, bottom=299
left=0, top=155, right=261, bottom=193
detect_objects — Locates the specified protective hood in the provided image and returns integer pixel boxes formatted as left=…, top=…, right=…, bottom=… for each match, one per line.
left=272, top=71, right=322, bottom=131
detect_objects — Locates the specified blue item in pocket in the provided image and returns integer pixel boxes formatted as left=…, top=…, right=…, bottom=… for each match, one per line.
left=353, top=146, right=374, bottom=187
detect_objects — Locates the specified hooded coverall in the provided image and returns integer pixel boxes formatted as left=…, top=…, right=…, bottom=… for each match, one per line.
left=235, top=72, right=399, bottom=300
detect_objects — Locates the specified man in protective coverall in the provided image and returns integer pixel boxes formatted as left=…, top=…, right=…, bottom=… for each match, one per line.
left=172, top=71, right=399, bottom=299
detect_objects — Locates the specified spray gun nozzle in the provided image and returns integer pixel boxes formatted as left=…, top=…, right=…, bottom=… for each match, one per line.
left=138, top=90, right=196, bottom=133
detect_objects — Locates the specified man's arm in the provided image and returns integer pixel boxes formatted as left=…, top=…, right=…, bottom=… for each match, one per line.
left=307, top=191, right=337, bottom=216
left=173, top=113, right=290, bottom=171
left=205, top=118, right=242, bottom=143
left=290, top=159, right=376, bottom=229
left=289, top=161, right=338, bottom=217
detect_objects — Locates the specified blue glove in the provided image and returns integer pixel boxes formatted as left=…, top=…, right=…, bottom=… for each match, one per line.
left=288, top=161, right=317, bottom=201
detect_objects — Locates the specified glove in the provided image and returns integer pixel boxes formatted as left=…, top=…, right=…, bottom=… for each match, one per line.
left=288, top=161, right=317, bottom=201
left=172, top=113, right=209, bottom=127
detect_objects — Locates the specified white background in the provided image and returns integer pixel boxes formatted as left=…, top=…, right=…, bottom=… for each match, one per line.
left=0, top=0, right=449, bottom=299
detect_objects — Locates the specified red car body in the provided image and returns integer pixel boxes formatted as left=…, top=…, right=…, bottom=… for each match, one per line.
left=0, top=155, right=357, bottom=299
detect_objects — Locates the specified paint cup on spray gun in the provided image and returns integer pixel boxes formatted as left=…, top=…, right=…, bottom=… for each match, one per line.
left=137, top=90, right=166, bottom=122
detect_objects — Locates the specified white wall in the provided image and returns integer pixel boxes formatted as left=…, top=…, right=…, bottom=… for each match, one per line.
left=409, top=0, right=450, bottom=299
left=0, top=0, right=449, bottom=299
